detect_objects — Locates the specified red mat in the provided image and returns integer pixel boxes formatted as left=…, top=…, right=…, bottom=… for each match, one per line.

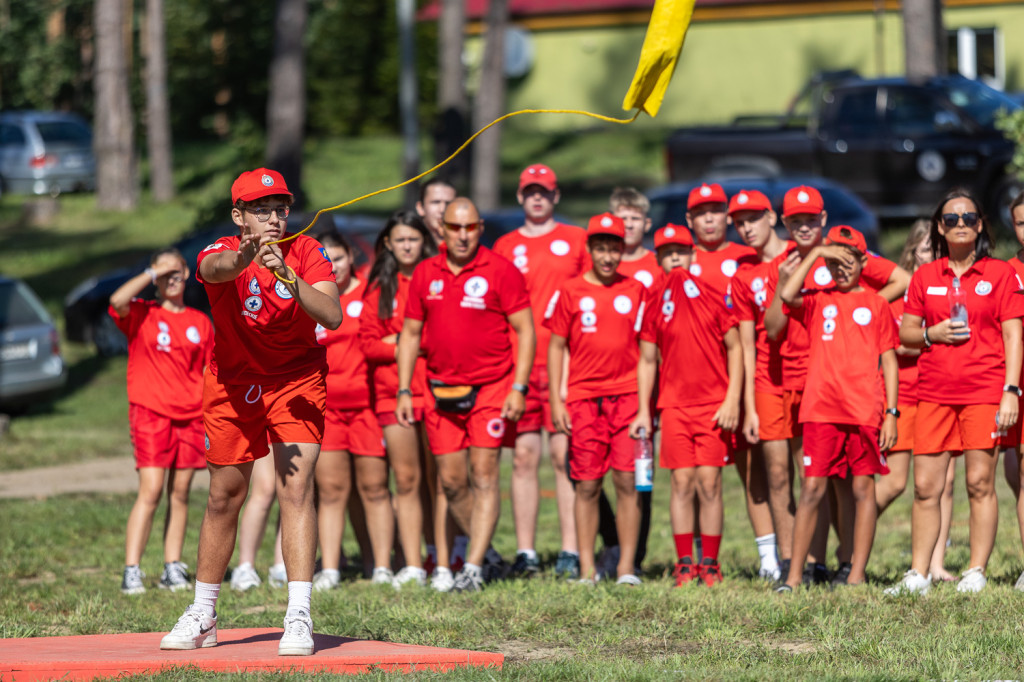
left=0, top=628, right=503, bottom=681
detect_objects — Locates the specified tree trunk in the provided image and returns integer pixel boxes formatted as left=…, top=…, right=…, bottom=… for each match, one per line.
left=397, top=0, right=420, bottom=207
left=903, top=0, right=945, bottom=79
left=436, top=0, right=468, bottom=188
left=93, top=0, right=137, bottom=210
left=470, top=0, right=508, bottom=211
left=266, top=0, right=307, bottom=209
left=143, top=0, right=174, bottom=202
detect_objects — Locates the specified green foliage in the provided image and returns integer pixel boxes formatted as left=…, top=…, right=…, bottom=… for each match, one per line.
left=995, top=107, right=1024, bottom=182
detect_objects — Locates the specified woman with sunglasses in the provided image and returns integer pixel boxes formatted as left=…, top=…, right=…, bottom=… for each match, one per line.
left=358, top=211, right=438, bottom=588
left=886, top=188, right=1024, bottom=596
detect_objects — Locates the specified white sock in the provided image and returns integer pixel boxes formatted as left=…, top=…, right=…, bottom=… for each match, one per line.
left=193, top=580, right=220, bottom=617
left=287, top=581, right=312, bottom=615
left=517, top=548, right=538, bottom=560
left=756, top=534, right=779, bottom=569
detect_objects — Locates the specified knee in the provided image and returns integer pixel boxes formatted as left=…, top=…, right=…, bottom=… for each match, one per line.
left=965, top=473, right=995, bottom=499
left=206, top=489, right=245, bottom=516
left=575, top=481, right=601, bottom=502
left=799, top=479, right=827, bottom=506
left=393, top=470, right=420, bottom=497
left=512, top=444, right=539, bottom=472
left=168, top=486, right=190, bottom=508
left=358, top=482, right=390, bottom=506
left=136, top=485, right=163, bottom=509
left=851, top=478, right=874, bottom=504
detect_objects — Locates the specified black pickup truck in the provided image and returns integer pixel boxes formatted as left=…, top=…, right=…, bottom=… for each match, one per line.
left=665, top=72, right=1023, bottom=228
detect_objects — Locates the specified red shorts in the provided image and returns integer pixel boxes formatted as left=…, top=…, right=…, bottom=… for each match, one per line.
left=891, top=403, right=916, bottom=453
left=566, top=393, right=638, bottom=481
left=1000, top=395, right=1023, bottom=450
left=658, top=403, right=733, bottom=469
left=129, top=403, right=206, bottom=470
left=323, top=406, right=385, bottom=457
left=203, top=369, right=327, bottom=466
left=802, top=422, right=889, bottom=478
left=782, top=390, right=803, bottom=438
left=377, top=408, right=425, bottom=428
left=518, top=364, right=556, bottom=434
left=424, top=375, right=517, bottom=454
left=915, top=402, right=1000, bottom=456
left=755, top=390, right=790, bottom=442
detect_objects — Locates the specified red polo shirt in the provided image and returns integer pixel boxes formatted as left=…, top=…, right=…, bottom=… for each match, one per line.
left=317, top=281, right=372, bottom=410
left=617, top=251, right=663, bottom=292
left=406, top=246, right=531, bottom=386
left=733, top=259, right=784, bottom=394
left=905, top=257, right=1024, bottom=405
left=889, top=296, right=920, bottom=407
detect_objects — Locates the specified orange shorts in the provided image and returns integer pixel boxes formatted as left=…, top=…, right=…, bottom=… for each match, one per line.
left=518, top=364, right=556, bottom=434
left=425, top=375, right=517, bottom=454
left=377, top=408, right=425, bottom=428
left=802, top=422, right=889, bottom=478
left=891, top=403, right=916, bottom=453
left=323, top=406, right=385, bottom=457
left=203, top=369, right=327, bottom=466
left=755, top=390, right=790, bottom=442
left=782, top=390, right=803, bottom=438
left=129, top=403, right=206, bottom=470
left=658, top=404, right=733, bottom=469
left=914, top=401, right=999, bottom=456
left=566, top=393, right=638, bottom=481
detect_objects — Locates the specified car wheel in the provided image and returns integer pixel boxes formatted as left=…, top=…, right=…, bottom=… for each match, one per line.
left=989, top=175, right=1024, bottom=237
left=92, top=313, right=128, bottom=357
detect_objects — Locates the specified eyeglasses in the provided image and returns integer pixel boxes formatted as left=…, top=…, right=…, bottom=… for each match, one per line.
left=246, top=206, right=290, bottom=222
left=443, top=221, right=480, bottom=232
left=941, top=212, right=979, bottom=228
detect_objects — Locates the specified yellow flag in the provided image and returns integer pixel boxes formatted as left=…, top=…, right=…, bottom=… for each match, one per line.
left=622, top=0, right=696, bottom=117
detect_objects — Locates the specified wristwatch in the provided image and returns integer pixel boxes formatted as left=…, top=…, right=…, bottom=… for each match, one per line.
left=397, top=388, right=413, bottom=398
left=512, top=382, right=529, bottom=396
left=1004, top=384, right=1023, bottom=397
left=885, top=407, right=900, bottom=418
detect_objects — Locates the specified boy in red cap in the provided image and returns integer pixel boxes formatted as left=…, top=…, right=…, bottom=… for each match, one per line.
left=494, top=163, right=586, bottom=579
left=161, top=168, right=342, bottom=655
left=654, top=224, right=694, bottom=273
left=632, top=222, right=743, bottom=587
left=687, top=183, right=759, bottom=299
left=610, top=187, right=661, bottom=291
left=546, top=212, right=648, bottom=585
left=775, top=226, right=899, bottom=591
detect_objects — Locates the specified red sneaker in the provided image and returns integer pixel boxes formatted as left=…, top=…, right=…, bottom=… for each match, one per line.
left=698, top=558, right=723, bottom=586
left=673, top=557, right=697, bottom=586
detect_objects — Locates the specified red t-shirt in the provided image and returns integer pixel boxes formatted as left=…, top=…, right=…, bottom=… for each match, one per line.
left=732, top=260, right=784, bottom=395
left=358, top=273, right=428, bottom=410
left=769, top=246, right=898, bottom=391
left=316, top=281, right=372, bottom=411
left=617, top=251, right=663, bottom=292
left=889, top=296, right=920, bottom=407
left=905, top=257, right=1024, bottom=405
left=641, top=269, right=737, bottom=408
left=493, top=223, right=588, bottom=367
left=405, top=247, right=532, bottom=385
left=788, top=288, right=898, bottom=427
left=544, top=274, right=646, bottom=402
left=111, top=300, right=213, bottom=420
left=690, top=242, right=759, bottom=308
left=197, top=234, right=335, bottom=384
left=1007, top=256, right=1024, bottom=389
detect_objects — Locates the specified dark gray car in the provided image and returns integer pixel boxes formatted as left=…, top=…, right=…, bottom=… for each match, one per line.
left=0, top=111, right=95, bottom=195
left=0, top=276, right=67, bottom=412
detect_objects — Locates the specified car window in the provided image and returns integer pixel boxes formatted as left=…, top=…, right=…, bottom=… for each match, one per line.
left=944, top=78, right=1019, bottom=127
left=36, top=121, right=91, bottom=144
left=0, top=281, right=49, bottom=327
left=0, top=123, right=26, bottom=147
left=829, top=88, right=882, bottom=139
left=886, top=88, right=941, bottom=137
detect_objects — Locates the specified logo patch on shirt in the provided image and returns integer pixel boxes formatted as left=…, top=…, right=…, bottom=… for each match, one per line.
left=428, top=279, right=444, bottom=298
left=813, top=266, right=832, bottom=286
left=661, top=301, right=676, bottom=316
left=186, top=326, right=201, bottom=344
left=514, top=255, right=528, bottom=270
left=823, top=304, right=838, bottom=319
left=822, top=318, right=836, bottom=337
left=721, top=259, right=738, bottom=277
left=751, top=277, right=765, bottom=292
left=461, top=276, right=489, bottom=310
left=244, top=296, right=263, bottom=314
left=248, top=277, right=261, bottom=295
left=684, top=279, right=701, bottom=299
left=689, top=263, right=703, bottom=277
left=581, top=311, right=598, bottom=331
left=975, top=280, right=993, bottom=296
left=275, top=280, right=293, bottom=300
left=634, top=270, right=654, bottom=288
left=319, top=248, right=331, bottom=262
left=579, top=296, right=597, bottom=312
left=852, top=307, right=873, bottom=325
left=346, top=300, right=364, bottom=318
left=613, top=295, right=633, bottom=315
left=550, top=239, right=571, bottom=256
left=203, top=243, right=227, bottom=253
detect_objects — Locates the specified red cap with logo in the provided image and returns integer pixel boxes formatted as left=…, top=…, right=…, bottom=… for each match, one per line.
left=587, top=212, right=626, bottom=238
left=687, top=183, right=727, bottom=210
left=654, top=224, right=694, bottom=249
left=728, top=189, right=773, bottom=215
left=782, top=185, right=824, bottom=217
left=825, top=225, right=867, bottom=254
left=231, top=168, right=292, bottom=204
left=518, top=163, right=558, bottom=192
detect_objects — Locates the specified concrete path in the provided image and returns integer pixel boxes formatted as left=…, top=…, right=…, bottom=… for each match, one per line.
left=0, top=457, right=210, bottom=499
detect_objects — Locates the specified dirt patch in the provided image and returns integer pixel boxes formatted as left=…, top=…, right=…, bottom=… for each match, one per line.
left=0, top=457, right=209, bottom=500
left=498, top=641, right=576, bottom=664
left=761, top=639, right=816, bottom=655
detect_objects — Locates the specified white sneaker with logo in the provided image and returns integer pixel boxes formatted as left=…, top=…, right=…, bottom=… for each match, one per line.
left=278, top=609, right=314, bottom=656
left=160, top=605, right=217, bottom=650
left=956, top=566, right=987, bottom=593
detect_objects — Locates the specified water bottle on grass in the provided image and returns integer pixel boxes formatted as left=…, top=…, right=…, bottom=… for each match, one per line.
left=635, top=427, right=653, bottom=492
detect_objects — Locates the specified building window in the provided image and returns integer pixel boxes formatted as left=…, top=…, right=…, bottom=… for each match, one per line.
left=947, top=27, right=1003, bottom=90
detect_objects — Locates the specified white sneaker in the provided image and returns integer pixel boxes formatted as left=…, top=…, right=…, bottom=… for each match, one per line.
left=1015, top=569, right=1024, bottom=592
left=392, top=566, right=427, bottom=589
left=230, top=563, right=261, bottom=592
left=371, top=566, right=394, bottom=585
left=884, top=569, right=932, bottom=596
left=160, top=605, right=217, bottom=650
left=956, top=566, right=987, bottom=593
left=616, top=574, right=642, bottom=586
left=268, top=563, right=287, bottom=588
left=121, top=565, right=146, bottom=595
left=430, top=567, right=455, bottom=593
left=278, top=609, right=314, bottom=656
left=312, top=570, right=339, bottom=592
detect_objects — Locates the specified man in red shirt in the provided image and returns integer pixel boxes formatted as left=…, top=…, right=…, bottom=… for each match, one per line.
left=493, top=164, right=587, bottom=579
left=161, top=168, right=342, bottom=656
left=776, top=226, right=899, bottom=591
left=397, top=197, right=536, bottom=592
left=547, top=213, right=647, bottom=585
left=416, top=178, right=456, bottom=246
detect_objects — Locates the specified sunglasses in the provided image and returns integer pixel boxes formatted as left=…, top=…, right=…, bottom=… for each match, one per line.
left=941, top=212, right=979, bottom=228
left=443, top=221, right=481, bottom=232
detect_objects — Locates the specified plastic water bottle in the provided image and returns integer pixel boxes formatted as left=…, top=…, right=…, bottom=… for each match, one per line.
left=634, top=427, right=653, bottom=492
left=950, top=277, right=969, bottom=330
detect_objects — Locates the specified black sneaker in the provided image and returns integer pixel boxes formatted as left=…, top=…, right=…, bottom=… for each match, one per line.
left=774, top=583, right=793, bottom=594
left=510, top=552, right=540, bottom=578
left=802, top=562, right=829, bottom=586
left=830, top=562, right=853, bottom=587
left=481, top=555, right=511, bottom=584
left=554, top=551, right=580, bottom=580
left=159, top=561, right=191, bottom=592
left=776, top=558, right=791, bottom=586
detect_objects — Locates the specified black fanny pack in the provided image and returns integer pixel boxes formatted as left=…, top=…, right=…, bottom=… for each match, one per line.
left=429, top=380, right=481, bottom=414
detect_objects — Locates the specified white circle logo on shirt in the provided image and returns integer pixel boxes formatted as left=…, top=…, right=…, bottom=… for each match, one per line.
left=721, top=259, right=738, bottom=277
left=823, top=304, right=838, bottom=319
left=813, top=265, right=833, bottom=286
left=684, top=279, right=701, bottom=299
left=550, top=239, right=571, bottom=256
left=689, top=263, right=703, bottom=277
left=464, top=276, right=489, bottom=297
left=823, top=319, right=837, bottom=335
left=158, top=321, right=169, bottom=332
left=186, top=326, right=201, bottom=344
left=513, top=255, right=528, bottom=269
left=976, top=280, right=993, bottom=296
left=662, top=301, right=676, bottom=316
left=663, top=289, right=673, bottom=301
left=346, top=300, right=364, bottom=318
left=248, top=277, right=261, bottom=295
left=275, top=280, right=293, bottom=300
left=513, top=244, right=527, bottom=256
left=157, top=331, right=171, bottom=347
left=751, top=277, right=765, bottom=292
left=754, top=290, right=767, bottom=306
left=613, top=295, right=633, bottom=314
left=852, top=307, right=873, bottom=326
left=579, top=296, right=597, bottom=312
left=244, top=296, right=263, bottom=312
left=581, top=311, right=598, bottom=327
left=634, top=270, right=654, bottom=288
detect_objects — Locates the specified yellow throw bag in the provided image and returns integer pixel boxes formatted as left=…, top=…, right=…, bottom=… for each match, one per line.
left=622, top=0, right=696, bottom=117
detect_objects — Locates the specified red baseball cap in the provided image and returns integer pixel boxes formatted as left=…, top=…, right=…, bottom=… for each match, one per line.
left=782, top=185, right=824, bottom=217
left=687, top=183, right=727, bottom=210
left=728, top=189, right=773, bottom=215
left=825, top=225, right=867, bottom=254
left=518, top=163, right=558, bottom=192
left=587, top=212, right=626, bottom=239
left=231, top=168, right=292, bottom=204
left=654, top=224, right=694, bottom=249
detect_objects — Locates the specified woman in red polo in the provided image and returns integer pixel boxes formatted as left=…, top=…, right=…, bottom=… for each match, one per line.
left=887, top=188, right=1024, bottom=596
